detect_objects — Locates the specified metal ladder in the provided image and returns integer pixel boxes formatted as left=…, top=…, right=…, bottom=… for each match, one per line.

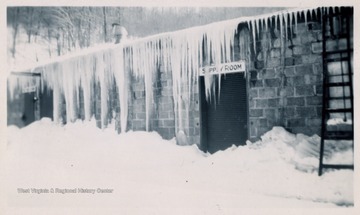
left=318, top=7, right=354, bottom=176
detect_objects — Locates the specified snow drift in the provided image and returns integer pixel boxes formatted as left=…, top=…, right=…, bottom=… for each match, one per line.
left=5, top=118, right=353, bottom=211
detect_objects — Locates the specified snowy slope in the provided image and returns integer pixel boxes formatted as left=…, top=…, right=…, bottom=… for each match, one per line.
left=4, top=118, right=353, bottom=214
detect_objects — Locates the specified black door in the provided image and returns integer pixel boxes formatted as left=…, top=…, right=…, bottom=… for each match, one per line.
left=200, top=72, right=248, bottom=153
left=7, top=74, right=41, bottom=128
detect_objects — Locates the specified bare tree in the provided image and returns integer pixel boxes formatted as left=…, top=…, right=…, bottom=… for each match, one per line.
left=103, top=7, right=108, bottom=43
left=8, top=7, right=21, bottom=58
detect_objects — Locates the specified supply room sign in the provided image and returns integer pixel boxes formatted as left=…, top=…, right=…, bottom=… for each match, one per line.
left=199, top=61, right=245, bottom=76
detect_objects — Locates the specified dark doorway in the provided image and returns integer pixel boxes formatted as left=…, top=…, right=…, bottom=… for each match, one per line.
left=200, top=72, right=248, bottom=153
left=7, top=88, right=36, bottom=128
left=40, top=85, right=54, bottom=119
left=7, top=73, right=42, bottom=128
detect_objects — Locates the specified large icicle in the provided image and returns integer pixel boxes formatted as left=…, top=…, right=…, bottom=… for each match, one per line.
left=111, top=45, right=128, bottom=133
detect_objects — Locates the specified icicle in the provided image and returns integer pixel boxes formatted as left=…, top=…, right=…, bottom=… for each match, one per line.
left=95, top=51, right=109, bottom=128
left=256, top=19, right=260, bottom=40
left=144, top=42, right=154, bottom=131
left=289, top=12, right=293, bottom=38
left=304, top=10, right=308, bottom=26
left=284, top=13, right=288, bottom=43
left=80, top=54, right=94, bottom=121
left=251, top=20, right=257, bottom=55
left=294, top=11, right=298, bottom=34
left=112, top=45, right=128, bottom=133
left=265, top=17, right=268, bottom=32
left=279, top=12, right=284, bottom=66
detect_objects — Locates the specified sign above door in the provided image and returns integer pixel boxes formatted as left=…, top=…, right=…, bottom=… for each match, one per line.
left=199, top=61, right=245, bottom=76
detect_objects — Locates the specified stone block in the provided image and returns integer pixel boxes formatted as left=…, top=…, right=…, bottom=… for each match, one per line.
left=286, top=97, right=305, bottom=106
left=161, top=87, right=173, bottom=96
left=255, top=99, right=268, bottom=108
left=249, top=89, right=258, bottom=99
left=311, top=42, right=322, bottom=54
left=284, top=67, right=295, bottom=77
left=134, top=91, right=145, bottom=99
left=284, top=107, right=295, bottom=117
left=315, top=84, right=323, bottom=95
left=295, top=64, right=313, bottom=75
left=132, top=119, right=146, bottom=130
left=159, top=119, right=175, bottom=127
left=291, top=36, right=302, bottom=46
left=268, top=98, right=280, bottom=107
left=273, top=38, right=281, bottom=48
left=255, top=61, right=264, bottom=69
left=291, top=76, right=305, bottom=86
left=301, top=54, right=322, bottom=64
left=295, top=85, right=315, bottom=96
left=264, top=78, right=281, bottom=87
left=264, top=108, right=276, bottom=121
left=135, top=112, right=146, bottom=119
left=306, top=118, right=322, bottom=127
left=306, top=96, right=322, bottom=106
left=312, top=63, right=323, bottom=75
left=285, top=48, right=293, bottom=57
left=301, top=33, right=317, bottom=44
left=270, top=48, right=281, bottom=58
left=250, top=80, right=263, bottom=88
left=260, top=69, right=276, bottom=79
left=293, top=46, right=311, bottom=55
left=259, top=118, right=268, bottom=127
left=267, top=58, right=281, bottom=67
left=133, top=104, right=146, bottom=113
left=287, top=118, right=305, bottom=127
left=159, top=111, right=169, bottom=119
left=249, top=100, right=255, bottom=108
left=296, top=107, right=317, bottom=118
left=259, top=88, right=276, bottom=98
left=278, top=87, right=294, bottom=97
left=250, top=109, right=263, bottom=117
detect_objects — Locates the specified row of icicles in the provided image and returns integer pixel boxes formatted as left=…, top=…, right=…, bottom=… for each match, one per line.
left=8, top=7, right=343, bottom=134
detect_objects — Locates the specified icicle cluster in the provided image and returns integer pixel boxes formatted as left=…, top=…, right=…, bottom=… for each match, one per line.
left=8, top=7, right=340, bottom=134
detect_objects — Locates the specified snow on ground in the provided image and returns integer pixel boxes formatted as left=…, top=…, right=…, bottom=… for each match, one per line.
left=3, top=118, right=354, bottom=214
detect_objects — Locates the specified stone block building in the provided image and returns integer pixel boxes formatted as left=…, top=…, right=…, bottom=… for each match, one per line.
left=8, top=7, right=353, bottom=154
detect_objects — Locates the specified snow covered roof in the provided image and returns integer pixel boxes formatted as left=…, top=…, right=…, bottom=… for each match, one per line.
left=9, top=6, right=329, bottom=74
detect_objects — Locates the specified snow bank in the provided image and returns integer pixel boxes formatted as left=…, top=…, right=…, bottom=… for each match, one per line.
left=4, top=120, right=353, bottom=211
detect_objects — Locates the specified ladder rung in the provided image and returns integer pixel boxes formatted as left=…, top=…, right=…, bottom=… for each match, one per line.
left=324, top=34, right=349, bottom=40
left=325, top=57, right=350, bottom=63
left=324, top=49, right=352, bottom=55
left=327, top=73, right=352, bottom=77
left=326, top=108, right=353, bottom=113
left=325, top=82, right=351, bottom=87
left=324, top=131, right=353, bottom=140
left=322, top=164, right=354, bottom=170
left=326, top=96, right=352, bottom=100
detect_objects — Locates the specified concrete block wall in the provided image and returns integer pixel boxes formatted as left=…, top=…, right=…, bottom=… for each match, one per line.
left=248, top=21, right=325, bottom=139
left=126, top=63, right=200, bottom=145
left=57, top=11, right=352, bottom=144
